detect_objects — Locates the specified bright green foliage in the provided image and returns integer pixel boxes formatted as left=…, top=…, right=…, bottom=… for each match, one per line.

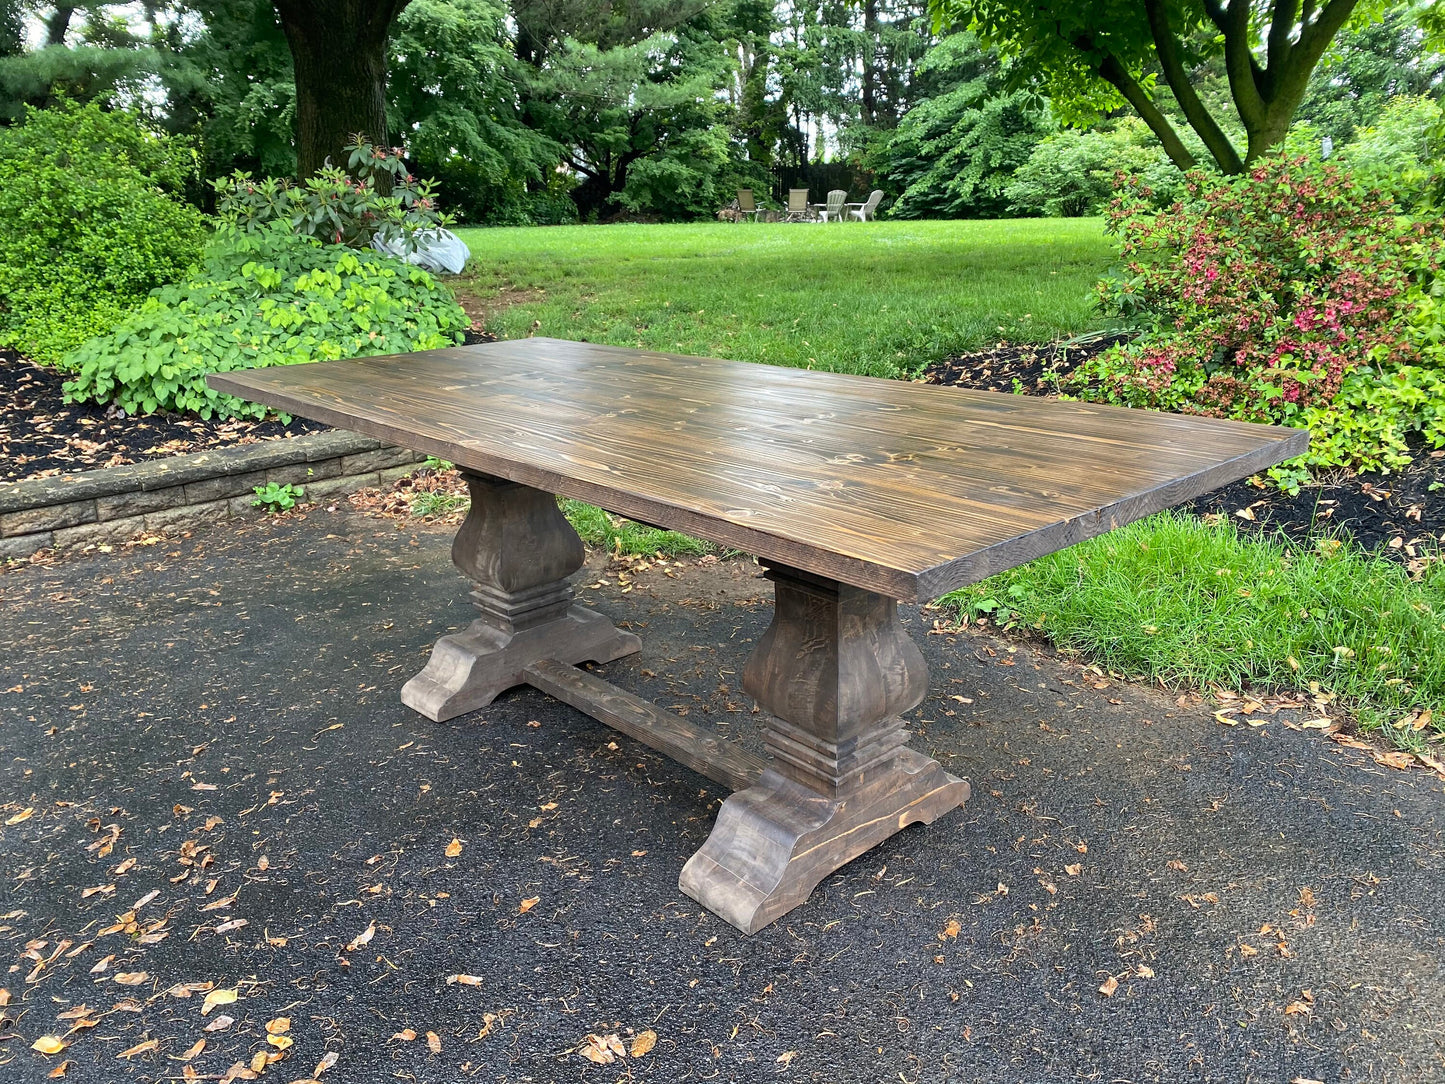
left=0, top=100, right=207, bottom=368
left=63, top=229, right=468, bottom=421
left=1295, top=7, right=1445, bottom=146
left=1332, top=95, right=1442, bottom=211
left=525, top=30, right=747, bottom=221
left=253, top=482, right=305, bottom=512
left=388, top=0, right=562, bottom=224
left=1005, top=119, right=1180, bottom=216
left=213, top=137, right=452, bottom=253
left=455, top=219, right=1111, bottom=378
left=930, top=0, right=1391, bottom=172
left=937, top=512, right=1445, bottom=752
left=868, top=33, right=1052, bottom=219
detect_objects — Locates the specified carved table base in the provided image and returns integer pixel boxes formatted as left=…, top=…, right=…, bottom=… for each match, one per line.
left=404, top=479, right=968, bottom=932
left=679, top=566, right=968, bottom=932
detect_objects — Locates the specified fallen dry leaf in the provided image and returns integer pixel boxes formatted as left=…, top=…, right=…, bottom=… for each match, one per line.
left=201, top=988, right=238, bottom=1015
left=777, top=1050, right=798, bottom=1065
left=265, top=1017, right=291, bottom=1035
left=47, top=1061, right=70, bottom=1078
left=89, top=955, right=113, bottom=974
left=5, top=807, right=34, bottom=826
left=314, top=1051, right=339, bottom=1076
left=113, top=858, right=135, bottom=875
left=267, top=1034, right=293, bottom=1050
left=0, top=987, right=9, bottom=1006
left=1136, top=964, right=1155, bottom=979
left=346, top=922, right=375, bottom=952
left=117, top=1038, right=158, bottom=1059
left=390, top=1029, right=417, bottom=1042
left=203, top=1015, right=235, bottom=1033
left=1098, top=975, right=1119, bottom=998
left=444, top=837, right=463, bottom=858
left=446, top=974, right=483, bottom=986
left=113, top=971, right=149, bottom=986
left=630, top=1030, right=657, bottom=1058
left=518, top=897, right=540, bottom=914
left=426, top=1031, right=441, bottom=1053
left=249, top=1051, right=267, bottom=1074
left=32, top=1036, right=68, bottom=1055
left=938, top=919, right=961, bottom=941
left=1064, top=863, right=1082, bottom=877
left=180, top=1038, right=206, bottom=1061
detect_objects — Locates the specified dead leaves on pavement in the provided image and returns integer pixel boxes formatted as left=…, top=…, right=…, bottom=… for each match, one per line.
left=577, top=1028, right=659, bottom=1064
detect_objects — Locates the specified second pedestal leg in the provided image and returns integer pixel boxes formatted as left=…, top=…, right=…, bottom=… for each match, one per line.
left=679, top=566, right=968, bottom=933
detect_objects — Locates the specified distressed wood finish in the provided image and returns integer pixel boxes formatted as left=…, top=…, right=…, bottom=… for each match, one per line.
left=400, top=471, right=640, bottom=721
left=679, top=565, right=969, bottom=933
left=522, top=658, right=767, bottom=793
left=207, top=339, right=1307, bottom=934
left=208, top=338, right=1309, bottom=602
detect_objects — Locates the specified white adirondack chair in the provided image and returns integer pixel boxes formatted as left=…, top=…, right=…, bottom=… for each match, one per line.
left=848, top=190, right=884, bottom=222
left=814, top=189, right=847, bottom=223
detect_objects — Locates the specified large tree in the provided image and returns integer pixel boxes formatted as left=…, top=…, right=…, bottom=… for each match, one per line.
left=271, top=0, right=409, bottom=177
left=929, top=0, right=1391, bottom=171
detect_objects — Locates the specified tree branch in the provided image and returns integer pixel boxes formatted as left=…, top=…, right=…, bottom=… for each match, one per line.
left=1266, top=0, right=1299, bottom=77
left=1096, top=53, right=1198, bottom=171
left=1218, top=0, right=1267, bottom=131
left=1141, top=0, right=1243, bottom=172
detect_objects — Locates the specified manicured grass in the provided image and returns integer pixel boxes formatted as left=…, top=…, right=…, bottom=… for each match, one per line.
left=452, top=219, right=1112, bottom=378
left=936, top=513, right=1445, bottom=752
left=561, top=499, right=715, bottom=557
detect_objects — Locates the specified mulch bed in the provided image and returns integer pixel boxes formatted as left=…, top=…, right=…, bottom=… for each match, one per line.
left=0, top=331, right=494, bottom=486
left=924, top=337, right=1445, bottom=560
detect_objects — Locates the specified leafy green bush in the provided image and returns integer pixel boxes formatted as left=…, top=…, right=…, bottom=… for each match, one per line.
left=0, top=100, right=208, bottom=367
left=1333, top=95, right=1441, bottom=213
left=1005, top=119, right=1181, bottom=217
left=1078, top=156, right=1445, bottom=490
left=213, top=136, right=452, bottom=253
left=63, top=228, right=469, bottom=420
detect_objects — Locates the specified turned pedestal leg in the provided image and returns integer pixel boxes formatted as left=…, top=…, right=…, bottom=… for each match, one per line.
left=679, top=565, right=968, bottom=933
left=401, top=472, right=641, bottom=722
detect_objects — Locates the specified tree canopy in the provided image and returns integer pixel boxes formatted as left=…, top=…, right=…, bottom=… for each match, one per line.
left=928, top=0, right=1389, bottom=171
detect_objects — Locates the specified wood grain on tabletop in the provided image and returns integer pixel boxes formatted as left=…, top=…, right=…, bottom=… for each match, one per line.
left=208, top=338, right=1309, bottom=600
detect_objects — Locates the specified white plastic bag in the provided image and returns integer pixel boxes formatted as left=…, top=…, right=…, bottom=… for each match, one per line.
left=371, top=227, right=471, bottom=274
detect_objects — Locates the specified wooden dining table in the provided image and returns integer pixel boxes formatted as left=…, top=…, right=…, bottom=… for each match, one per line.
left=209, top=338, right=1307, bottom=934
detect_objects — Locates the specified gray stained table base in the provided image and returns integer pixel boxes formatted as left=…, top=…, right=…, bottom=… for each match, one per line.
left=404, top=471, right=969, bottom=934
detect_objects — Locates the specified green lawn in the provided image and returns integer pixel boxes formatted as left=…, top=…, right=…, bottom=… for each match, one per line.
left=452, top=219, right=1113, bottom=378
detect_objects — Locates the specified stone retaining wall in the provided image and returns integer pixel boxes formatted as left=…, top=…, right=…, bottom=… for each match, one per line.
left=0, top=431, right=423, bottom=560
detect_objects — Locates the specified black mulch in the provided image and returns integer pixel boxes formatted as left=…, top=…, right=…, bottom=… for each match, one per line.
left=1, top=330, right=495, bottom=486
left=924, top=338, right=1445, bottom=558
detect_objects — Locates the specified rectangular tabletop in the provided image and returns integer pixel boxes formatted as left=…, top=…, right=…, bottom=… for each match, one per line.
left=208, top=338, right=1308, bottom=601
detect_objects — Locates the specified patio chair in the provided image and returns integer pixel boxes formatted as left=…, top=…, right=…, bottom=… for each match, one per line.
left=783, top=188, right=812, bottom=222
left=848, top=189, right=884, bottom=222
left=736, top=188, right=761, bottom=222
left=814, top=189, right=847, bottom=223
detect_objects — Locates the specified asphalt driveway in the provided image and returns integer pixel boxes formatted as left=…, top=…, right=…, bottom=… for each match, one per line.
left=1, top=509, right=1442, bottom=1083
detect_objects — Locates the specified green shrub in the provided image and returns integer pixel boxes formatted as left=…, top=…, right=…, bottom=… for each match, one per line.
left=212, top=136, right=452, bottom=254
left=1080, top=156, right=1445, bottom=490
left=1005, top=119, right=1179, bottom=217
left=0, top=100, right=208, bottom=367
left=62, top=228, right=469, bottom=420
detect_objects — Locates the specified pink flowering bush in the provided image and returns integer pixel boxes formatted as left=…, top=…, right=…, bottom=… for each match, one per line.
left=1076, top=157, right=1445, bottom=489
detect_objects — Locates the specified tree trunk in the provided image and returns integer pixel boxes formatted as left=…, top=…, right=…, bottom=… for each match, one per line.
left=272, top=0, right=409, bottom=179
left=860, top=0, right=878, bottom=126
